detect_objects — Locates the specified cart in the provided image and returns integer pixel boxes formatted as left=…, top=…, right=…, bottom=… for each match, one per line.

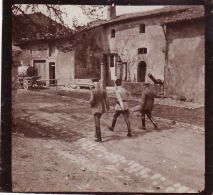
left=19, top=76, right=46, bottom=90
left=18, top=65, right=47, bottom=90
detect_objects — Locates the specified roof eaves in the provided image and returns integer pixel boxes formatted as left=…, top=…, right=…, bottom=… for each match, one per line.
left=162, top=7, right=204, bottom=25
left=100, top=6, right=194, bottom=26
left=163, top=16, right=204, bottom=25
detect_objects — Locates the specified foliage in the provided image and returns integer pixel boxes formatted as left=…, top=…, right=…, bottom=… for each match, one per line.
left=12, top=4, right=105, bottom=51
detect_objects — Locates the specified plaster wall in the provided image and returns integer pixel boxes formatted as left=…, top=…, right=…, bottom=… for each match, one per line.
left=21, top=49, right=31, bottom=65
left=56, top=50, right=74, bottom=86
left=21, top=42, right=49, bottom=67
left=104, top=19, right=166, bottom=83
left=165, top=21, right=204, bottom=103
left=21, top=42, right=74, bottom=86
left=31, top=43, right=48, bottom=58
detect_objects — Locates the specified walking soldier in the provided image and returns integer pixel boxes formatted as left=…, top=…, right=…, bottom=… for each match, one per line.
left=90, top=81, right=109, bottom=142
left=108, top=79, right=132, bottom=137
left=139, top=82, right=158, bottom=130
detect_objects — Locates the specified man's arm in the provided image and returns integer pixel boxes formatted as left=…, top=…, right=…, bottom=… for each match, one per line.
left=140, top=92, right=146, bottom=110
left=90, top=91, right=95, bottom=107
left=104, top=91, right=110, bottom=111
left=116, top=90, right=124, bottom=110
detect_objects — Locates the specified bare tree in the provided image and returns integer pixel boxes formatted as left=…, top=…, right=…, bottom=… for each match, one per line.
left=114, top=34, right=139, bottom=82
left=12, top=4, right=105, bottom=50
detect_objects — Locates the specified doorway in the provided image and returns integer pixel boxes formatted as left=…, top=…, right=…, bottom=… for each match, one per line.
left=109, top=54, right=117, bottom=81
left=137, top=61, right=147, bottom=82
left=49, top=62, right=56, bottom=84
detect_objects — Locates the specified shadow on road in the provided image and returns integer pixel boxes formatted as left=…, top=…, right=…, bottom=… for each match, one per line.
left=12, top=119, right=86, bottom=143
left=101, top=124, right=174, bottom=143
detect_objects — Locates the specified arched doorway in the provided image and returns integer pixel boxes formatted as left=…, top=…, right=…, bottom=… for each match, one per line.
left=137, top=61, right=147, bottom=82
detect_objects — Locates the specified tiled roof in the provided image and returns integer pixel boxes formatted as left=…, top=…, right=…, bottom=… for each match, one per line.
left=13, top=12, right=73, bottom=42
left=88, top=20, right=108, bottom=27
left=89, top=6, right=204, bottom=27
left=163, top=6, right=204, bottom=24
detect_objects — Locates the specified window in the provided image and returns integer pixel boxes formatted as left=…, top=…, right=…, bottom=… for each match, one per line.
left=138, top=48, right=147, bottom=54
left=49, top=43, right=56, bottom=57
left=49, top=62, right=56, bottom=84
left=111, top=29, right=115, bottom=38
left=140, top=24, right=145, bottom=33
left=110, top=55, right=115, bottom=67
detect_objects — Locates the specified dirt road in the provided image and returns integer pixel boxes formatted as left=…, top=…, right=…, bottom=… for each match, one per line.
left=12, top=88, right=205, bottom=193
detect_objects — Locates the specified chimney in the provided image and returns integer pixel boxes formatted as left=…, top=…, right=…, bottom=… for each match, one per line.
left=107, top=5, right=116, bottom=20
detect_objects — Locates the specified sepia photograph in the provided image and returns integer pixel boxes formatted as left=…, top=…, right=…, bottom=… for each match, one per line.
left=1, top=1, right=211, bottom=193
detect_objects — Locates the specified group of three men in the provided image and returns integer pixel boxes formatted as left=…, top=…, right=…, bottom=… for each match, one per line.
left=90, top=79, right=158, bottom=142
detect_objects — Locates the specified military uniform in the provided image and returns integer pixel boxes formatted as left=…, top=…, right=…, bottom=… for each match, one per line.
left=108, top=85, right=132, bottom=137
left=90, top=83, right=109, bottom=142
left=139, top=83, right=158, bottom=130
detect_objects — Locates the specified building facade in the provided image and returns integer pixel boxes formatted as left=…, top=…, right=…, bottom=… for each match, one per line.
left=20, top=40, right=75, bottom=86
left=17, top=6, right=205, bottom=103
left=163, top=7, right=204, bottom=102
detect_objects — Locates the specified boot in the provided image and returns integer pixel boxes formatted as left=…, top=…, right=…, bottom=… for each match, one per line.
left=108, top=126, right=114, bottom=131
left=150, top=116, right=158, bottom=130
left=140, top=119, right=146, bottom=130
left=108, top=118, right=116, bottom=131
left=95, top=129, right=102, bottom=142
left=95, top=128, right=99, bottom=138
left=126, top=121, right=132, bottom=137
left=95, top=137, right=102, bottom=142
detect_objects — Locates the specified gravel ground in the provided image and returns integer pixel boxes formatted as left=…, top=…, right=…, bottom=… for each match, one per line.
left=59, top=86, right=204, bottom=109
left=11, top=88, right=205, bottom=193
left=54, top=86, right=204, bottom=127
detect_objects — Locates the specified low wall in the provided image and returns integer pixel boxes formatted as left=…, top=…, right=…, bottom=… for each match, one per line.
left=122, top=81, right=163, bottom=96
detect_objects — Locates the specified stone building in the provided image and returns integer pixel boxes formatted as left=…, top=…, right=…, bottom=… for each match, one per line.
left=16, top=5, right=204, bottom=103
left=75, top=5, right=204, bottom=102
left=162, top=6, right=204, bottom=102
left=13, top=12, right=74, bottom=86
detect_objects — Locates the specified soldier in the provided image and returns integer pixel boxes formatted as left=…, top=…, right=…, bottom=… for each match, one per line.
left=139, top=82, right=158, bottom=130
left=108, top=79, right=132, bottom=137
left=90, top=81, right=109, bottom=142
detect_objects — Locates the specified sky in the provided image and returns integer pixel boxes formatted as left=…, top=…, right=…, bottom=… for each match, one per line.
left=15, top=5, right=164, bottom=29
left=60, top=5, right=164, bottom=28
